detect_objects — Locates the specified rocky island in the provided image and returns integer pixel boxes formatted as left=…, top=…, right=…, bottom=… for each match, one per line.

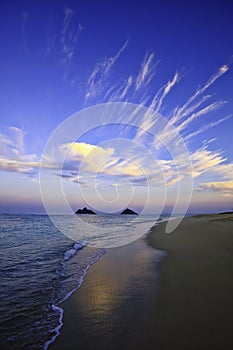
left=120, top=208, right=138, bottom=215
left=75, top=207, right=97, bottom=215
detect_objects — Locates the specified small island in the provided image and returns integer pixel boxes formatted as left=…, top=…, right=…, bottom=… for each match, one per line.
left=120, top=208, right=138, bottom=215
left=75, top=207, right=97, bottom=215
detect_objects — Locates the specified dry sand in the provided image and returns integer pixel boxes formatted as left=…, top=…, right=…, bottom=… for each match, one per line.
left=50, top=213, right=233, bottom=350
left=147, top=213, right=233, bottom=350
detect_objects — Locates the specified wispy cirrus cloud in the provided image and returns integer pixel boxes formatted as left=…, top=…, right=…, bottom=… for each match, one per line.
left=85, top=40, right=128, bottom=102
left=101, top=51, right=158, bottom=104
left=133, top=61, right=230, bottom=152
left=45, top=7, right=83, bottom=64
left=135, top=63, right=230, bottom=156
left=61, top=54, right=233, bottom=196
left=104, top=75, right=134, bottom=102
left=60, top=7, right=83, bottom=64
left=170, top=64, right=229, bottom=125
left=21, top=12, right=30, bottom=53
left=184, top=114, right=233, bottom=141
left=1, top=42, right=232, bottom=203
left=135, top=52, right=156, bottom=91
left=176, top=100, right=227, bottom=133
left=45, top=15, right=57, bottom=56
left=152, top=71, right=180, bottom=114
left=61, top=7, right=83, bottom=63
left=134, top=71, right=180, bottom=142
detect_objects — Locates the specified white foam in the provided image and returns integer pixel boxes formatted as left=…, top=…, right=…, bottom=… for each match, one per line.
left=43, top=248, right=107, bottom=349
left=61, top=249, right=107, bottom=303
left=43, top=304, right=63, bottom=350
left=63, top=241, right=86, bottom=261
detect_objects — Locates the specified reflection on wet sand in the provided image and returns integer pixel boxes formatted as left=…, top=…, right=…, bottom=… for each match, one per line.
left=50, top=238, right=164, bottom=349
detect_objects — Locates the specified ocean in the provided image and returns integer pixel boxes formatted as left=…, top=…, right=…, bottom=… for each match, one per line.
left=0, top=214, right=159, bottom=350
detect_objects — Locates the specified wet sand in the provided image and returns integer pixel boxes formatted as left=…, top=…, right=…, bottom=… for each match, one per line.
left=50, top=213, right=233, bottom=350
left=50, top=237, right=164, bottom=350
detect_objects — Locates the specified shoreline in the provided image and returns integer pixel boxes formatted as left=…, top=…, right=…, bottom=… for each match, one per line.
left=43, top=248, right=107, bottom=350
left=49, top=234, right=164, bottom=350
left=49, top=213, right=233, bottom=349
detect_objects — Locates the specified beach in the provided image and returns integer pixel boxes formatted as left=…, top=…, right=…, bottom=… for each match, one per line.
left=50, top=213, right=233, bottom=350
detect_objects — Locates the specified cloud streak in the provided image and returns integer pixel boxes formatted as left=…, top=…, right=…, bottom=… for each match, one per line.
left=60, top=7, right=82, bottom=64
left=0, top=46, right=232, bottom=204
left=184, top=114, right=233, bottom=141
left=135, top=53, right=156, bottom=91
left=85, top=40, right=128, bottom=102
left=21, top=12, right=30, bottom=53
left=45, top=7, right=82, bottom=64
left=1, top=126, right=233, bottom=202
left=190, top=146, right=226, bottom=178
left=197, top=180, right=233, bottom=197
left=152, top=72, right=180, bottom=115
left=133, top=61, right=230, bottom=153
left=177, top=100, right=227, bottom=133
left=171, top=64, right=229, bottom=125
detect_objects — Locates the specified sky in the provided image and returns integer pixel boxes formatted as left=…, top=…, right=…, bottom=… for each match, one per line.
left=0, top=0, right=233, bottom=214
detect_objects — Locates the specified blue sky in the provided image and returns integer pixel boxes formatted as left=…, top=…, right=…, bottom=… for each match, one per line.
left=0, top=0, right=233, bottom=214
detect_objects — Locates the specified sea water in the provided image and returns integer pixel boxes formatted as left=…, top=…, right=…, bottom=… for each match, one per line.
left=0, top=214, right=160, bottom=349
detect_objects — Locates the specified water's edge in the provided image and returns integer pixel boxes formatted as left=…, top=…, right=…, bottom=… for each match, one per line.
left=45, top=219, right=170, bottom=349
left=43, top=247, right=107, bottom=350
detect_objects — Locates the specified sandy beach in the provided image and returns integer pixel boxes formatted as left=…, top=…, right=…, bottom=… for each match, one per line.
left=50, top=213, right=233, bottom=350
